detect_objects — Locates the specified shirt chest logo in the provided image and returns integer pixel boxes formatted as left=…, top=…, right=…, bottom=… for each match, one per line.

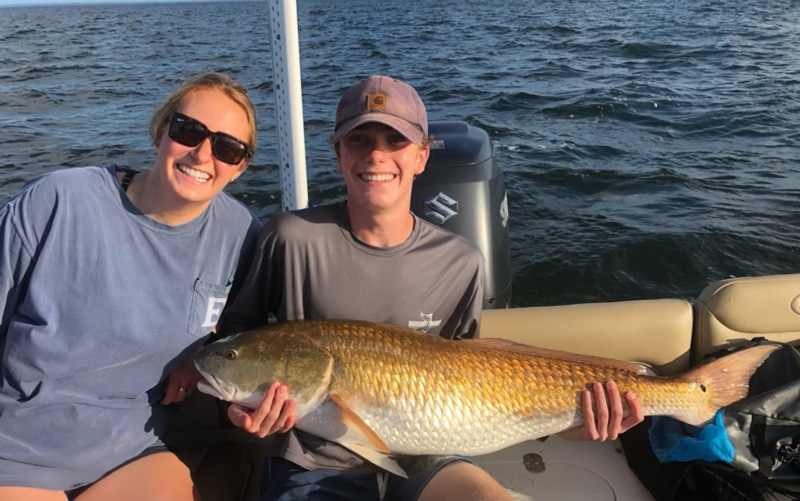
left=408, top=311, right=442, bottom=333
left=202, top=297, right=228, bottom=328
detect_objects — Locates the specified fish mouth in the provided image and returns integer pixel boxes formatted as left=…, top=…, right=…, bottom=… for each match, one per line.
left=195, top=367, right=236, bottom=402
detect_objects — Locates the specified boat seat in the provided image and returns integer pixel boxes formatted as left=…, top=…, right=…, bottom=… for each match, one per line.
left=692, top=274, right=800, bottom=365
left=480, top=298, right=693, bottom=376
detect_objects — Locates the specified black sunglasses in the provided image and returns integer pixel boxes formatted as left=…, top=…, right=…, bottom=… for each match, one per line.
left=168, top=112, right=252, bottom=165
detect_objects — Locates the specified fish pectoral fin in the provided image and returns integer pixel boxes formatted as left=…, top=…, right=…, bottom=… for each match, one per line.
left=299, top=394, right=405, bottom=477
left=469, top=338, right=652, bottom=375
left=329, top=393, right=391, bottom=454
left=342, top=442, right=409, bottom=478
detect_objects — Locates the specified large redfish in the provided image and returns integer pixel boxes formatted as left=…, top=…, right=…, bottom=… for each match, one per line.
left=194, top=319, right=777, bottom=476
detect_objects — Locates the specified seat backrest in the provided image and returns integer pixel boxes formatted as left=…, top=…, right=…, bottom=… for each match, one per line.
left=692, top=273, right=800, bottom=365
left=480, top=298, right=693, bottom=376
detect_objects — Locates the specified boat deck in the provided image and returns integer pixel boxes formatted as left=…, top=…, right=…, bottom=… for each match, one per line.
left=472, top=436, right=653, bottom=500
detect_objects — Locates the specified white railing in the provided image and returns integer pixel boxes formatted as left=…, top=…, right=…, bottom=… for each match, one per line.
left=267, top=0, right=308, bottom=211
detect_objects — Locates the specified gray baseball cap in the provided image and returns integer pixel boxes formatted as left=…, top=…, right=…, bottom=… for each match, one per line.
left=329, top=75, right=428, bottom=145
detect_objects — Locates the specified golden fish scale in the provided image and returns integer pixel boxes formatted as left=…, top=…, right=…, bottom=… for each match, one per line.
left=305, top=321, right=705, bottom=453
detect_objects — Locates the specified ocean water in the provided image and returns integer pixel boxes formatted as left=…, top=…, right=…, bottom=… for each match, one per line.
left=0, top=0, right=797, bottom=307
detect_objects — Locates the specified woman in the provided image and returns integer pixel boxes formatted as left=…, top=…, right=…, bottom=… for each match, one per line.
left=0, top=72, right=262, bottom=500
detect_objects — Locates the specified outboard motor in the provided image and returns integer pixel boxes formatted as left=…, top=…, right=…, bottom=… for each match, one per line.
left=411, top=121, right=512, bottom=309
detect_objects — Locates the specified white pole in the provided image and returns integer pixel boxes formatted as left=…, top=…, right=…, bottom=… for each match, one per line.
left=268, top=0, right=308, bottom=211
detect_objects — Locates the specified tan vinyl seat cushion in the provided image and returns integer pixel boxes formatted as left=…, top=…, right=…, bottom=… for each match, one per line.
left=692, top=274, right=800, bottom=364
left=480, top=298, right=693, bottom=376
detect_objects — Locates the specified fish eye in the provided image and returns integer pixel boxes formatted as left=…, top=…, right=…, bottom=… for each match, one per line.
left=224, top=349, right=237, bottom=361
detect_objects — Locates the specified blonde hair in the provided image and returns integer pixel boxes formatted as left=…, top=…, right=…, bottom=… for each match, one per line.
left=149, top=72, right=258, bottom=153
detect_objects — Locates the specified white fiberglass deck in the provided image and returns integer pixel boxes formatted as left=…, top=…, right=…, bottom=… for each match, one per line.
left=471, top=436, right=654, bottom=500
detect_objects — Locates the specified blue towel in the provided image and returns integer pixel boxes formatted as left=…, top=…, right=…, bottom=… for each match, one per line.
left=648, top=410, right=735, bottom=463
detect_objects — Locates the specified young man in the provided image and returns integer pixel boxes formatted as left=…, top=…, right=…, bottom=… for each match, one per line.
left=220, top=75, right=643, bottom=500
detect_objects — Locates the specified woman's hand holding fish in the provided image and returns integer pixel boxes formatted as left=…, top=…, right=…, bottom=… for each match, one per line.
left=161, top=350, right=204, bottom=405
left=228, top=381, right=297, bottom=438
left=558, top=380, right=644, bottom=441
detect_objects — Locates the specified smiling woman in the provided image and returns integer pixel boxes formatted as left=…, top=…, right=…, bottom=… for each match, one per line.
left=0, top=72, right=262, bottom=500
left=128, top=73, right=258, bottom=225
left=126, top=88, right=252, bottom=224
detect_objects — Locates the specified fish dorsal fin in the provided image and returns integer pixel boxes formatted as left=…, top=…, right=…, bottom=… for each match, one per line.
left=468, top=338, right=651, bottom=375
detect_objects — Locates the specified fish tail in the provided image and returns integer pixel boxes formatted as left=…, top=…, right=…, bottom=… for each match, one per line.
left=672, top=344, right=779, bottom=426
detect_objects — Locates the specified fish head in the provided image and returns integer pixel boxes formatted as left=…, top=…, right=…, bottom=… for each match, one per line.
left=194, top=328, right=334, bottom=413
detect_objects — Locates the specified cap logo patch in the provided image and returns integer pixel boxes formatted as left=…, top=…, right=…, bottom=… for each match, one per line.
left=367, top=93, right=387, bottom=111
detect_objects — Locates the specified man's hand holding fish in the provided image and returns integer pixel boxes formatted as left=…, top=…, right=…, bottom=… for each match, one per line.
left=558, top=380, right=645, bottom=441
left=227, top=381, right=296, bottom=438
